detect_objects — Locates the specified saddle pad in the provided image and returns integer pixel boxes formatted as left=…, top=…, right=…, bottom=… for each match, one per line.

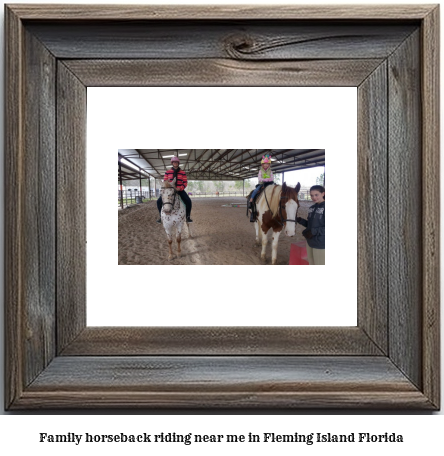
left=178, top=194, right=186, bottom=208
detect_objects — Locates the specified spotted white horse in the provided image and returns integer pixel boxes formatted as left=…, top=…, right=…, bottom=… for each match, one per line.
left=252, top=182, right=301, bottom=264
left=160, top=178, right=192, bottom=260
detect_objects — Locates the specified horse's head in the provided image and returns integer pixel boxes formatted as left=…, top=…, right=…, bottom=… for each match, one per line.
left=161, top=178, right=176, bottom=214
left=282, top=182, right=300, bottom=237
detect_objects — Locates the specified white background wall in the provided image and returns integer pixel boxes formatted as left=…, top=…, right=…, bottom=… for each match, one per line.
left=0, top=0, right=442, bottom=451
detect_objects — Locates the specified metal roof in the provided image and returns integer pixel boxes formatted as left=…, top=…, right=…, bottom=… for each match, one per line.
left=118, top=149, right=325, bottom=181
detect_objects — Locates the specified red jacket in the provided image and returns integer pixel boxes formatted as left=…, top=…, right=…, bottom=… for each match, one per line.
left=164, top=168, right=188, bottom=192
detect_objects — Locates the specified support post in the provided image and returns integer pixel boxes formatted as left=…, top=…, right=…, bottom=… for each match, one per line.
left=119, top=159, right=124, bottom=209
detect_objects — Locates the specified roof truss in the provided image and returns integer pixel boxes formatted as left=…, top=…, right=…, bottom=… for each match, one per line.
left=118, top=149, right=325, bottom=181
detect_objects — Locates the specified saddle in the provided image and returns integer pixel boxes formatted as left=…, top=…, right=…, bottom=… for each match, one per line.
left=246, top=182, right=275, bottom=221
left=177, top=193, right=186, bottom=208
left=252, top=182, right=275, bottom=203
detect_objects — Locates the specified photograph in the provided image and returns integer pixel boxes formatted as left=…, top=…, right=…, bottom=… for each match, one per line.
left=118, top=149, right=326, bottom=265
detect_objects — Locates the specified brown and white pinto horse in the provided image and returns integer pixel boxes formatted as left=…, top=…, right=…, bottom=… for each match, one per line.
left=254, top=182, right=301, bottom=264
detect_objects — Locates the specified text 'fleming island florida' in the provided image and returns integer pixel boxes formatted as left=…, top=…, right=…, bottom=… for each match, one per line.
left=39, top=432, right=404, bottom=446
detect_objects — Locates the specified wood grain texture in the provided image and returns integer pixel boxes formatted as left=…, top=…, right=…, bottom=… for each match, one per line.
left=64, top=59, right=384, bottom=87
left=26, top=23, right=416, bottom=60
left=56, top=62, right=87, bottom=353
left=5, top=4, right=24, bottom=410
left=388, top=31, right=422, bottom=389
left=21, top=28, right=57, bottom=387
left=421, top=6, right=440, bottom=409
left=4, top=5, right=440, bottom=410
left=16, top=390, right=433, bottom=410
left=28, top=356, right=419, bottom=390
left=7, top=4, right=435, bottom=20
left=357, top=62, right=388, bottom=354
left=13, top=356, right=433, bottom=409
left=61, top=327, right=383, bottom=356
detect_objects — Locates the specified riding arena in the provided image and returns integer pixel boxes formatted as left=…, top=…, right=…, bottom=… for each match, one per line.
left=118, top=149, right=325, bottom=265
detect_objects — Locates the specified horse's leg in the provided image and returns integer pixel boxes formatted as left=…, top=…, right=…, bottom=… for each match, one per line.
left=185, top=222, right=193, bottom=237
left=167, top=238, right=173, bottom=260
left=271, top=231, right=281, bottom=265
left=165, top=225, right=174, bottom=260
left=254, top=221, right=260, bottom=245
left=176, top=223, right=183, bottom=258
left=176, top=235, right=182, bottom=257
left=260, top=228, right=268, bottom=261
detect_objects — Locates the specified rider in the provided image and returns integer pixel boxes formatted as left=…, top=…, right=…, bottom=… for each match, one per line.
left=248, top=154, right=274, bottom=222
left=156, top=156, right=193, bottom=223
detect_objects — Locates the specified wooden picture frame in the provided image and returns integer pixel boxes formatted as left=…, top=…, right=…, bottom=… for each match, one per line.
left=5, top=4, right=440, bottom=409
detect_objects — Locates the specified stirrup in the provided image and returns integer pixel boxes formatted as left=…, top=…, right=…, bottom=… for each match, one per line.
left=250, top=211, right=256, bottom=223
left=186, top=216, right=193, bottom=223
left=156, top=218, right=161, bottom=223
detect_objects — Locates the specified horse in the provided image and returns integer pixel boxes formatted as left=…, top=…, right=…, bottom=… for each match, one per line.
left=160, top=178, right=191, bottom=260
left=250, top=182, right=301, bottom=264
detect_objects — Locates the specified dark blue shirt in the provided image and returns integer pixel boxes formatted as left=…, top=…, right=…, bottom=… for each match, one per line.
left=298, top=201, right=325, bottom=249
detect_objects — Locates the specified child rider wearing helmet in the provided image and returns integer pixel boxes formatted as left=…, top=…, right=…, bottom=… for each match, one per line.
left=247, top=154, right=274, bottom=222
left=156, top=156, right=193, bottom=223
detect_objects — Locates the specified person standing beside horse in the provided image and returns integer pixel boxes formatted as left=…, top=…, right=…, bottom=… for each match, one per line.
left=248, top=154, right=274, bottom=222
left=297, top=185, right=325, bottom=265
left=157, top=156, right=193, bottom=223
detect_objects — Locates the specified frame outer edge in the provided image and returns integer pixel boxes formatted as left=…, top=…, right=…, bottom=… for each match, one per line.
left=16, top=356, right=433, bottom=410
left=4, top=5, right=24, bottom=409
left=4, top=4, right=440, bottom=410
left=5, top=4, right=436, bottom=20
left=422, top=6, right=440, bottom=409
left=22, top=26, right=58, bottom=388
left=387, top=29, right=423, bottom=391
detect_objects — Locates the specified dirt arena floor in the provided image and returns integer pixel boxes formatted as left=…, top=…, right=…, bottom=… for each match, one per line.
left=118, top=197, right=311, bottom=265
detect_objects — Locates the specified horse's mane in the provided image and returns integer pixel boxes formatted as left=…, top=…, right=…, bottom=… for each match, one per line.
left=262, top=183, right=299, bottom=218
left=281, top=183, right=300, bottom=203
left=162, top=180, right=174, bottom=189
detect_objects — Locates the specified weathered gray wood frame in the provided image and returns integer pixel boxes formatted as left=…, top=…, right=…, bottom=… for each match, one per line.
left=5, top=5, right=440, bottom=409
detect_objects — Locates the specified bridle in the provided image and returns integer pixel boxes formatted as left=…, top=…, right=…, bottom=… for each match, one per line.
left=264, top=187, right=298, bottom=227
left=278, top=195, right=299, bottom=226
left=161, top=187, right=178, bottom=212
